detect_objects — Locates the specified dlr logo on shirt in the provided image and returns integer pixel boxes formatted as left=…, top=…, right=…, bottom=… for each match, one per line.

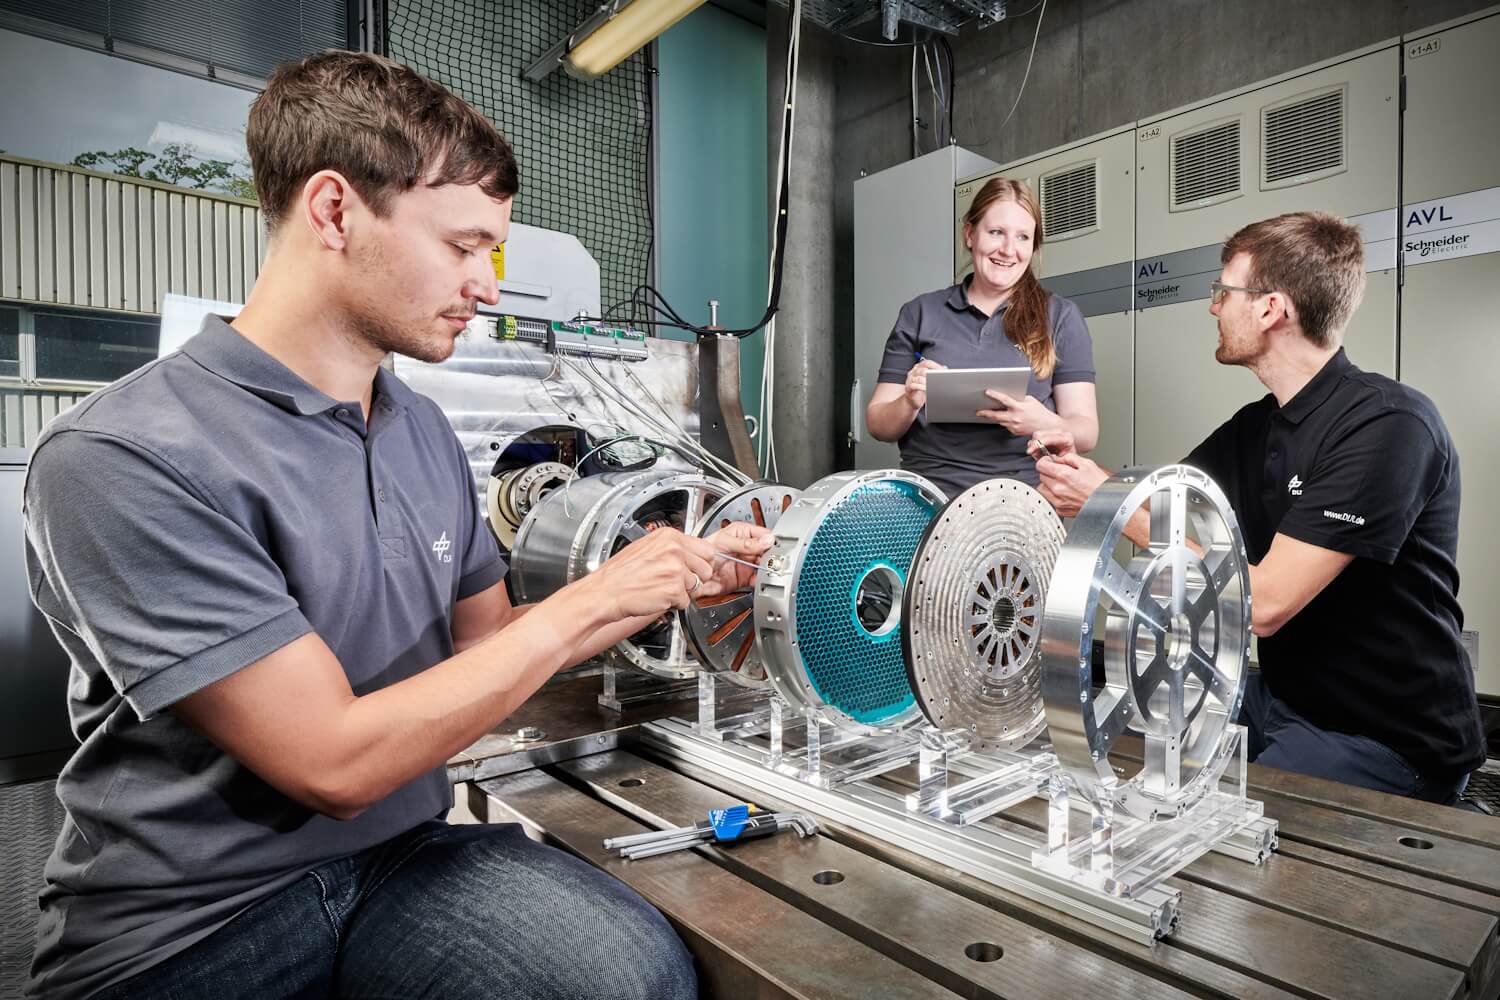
left=432, top=531, right=454, bottom=563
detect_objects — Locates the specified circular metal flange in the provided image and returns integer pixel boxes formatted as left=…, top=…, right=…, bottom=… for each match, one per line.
left=756, top=470, right=947, bottom=732
left=486, top=461, right=575, bottom=549
left=1041, top=464, right=1251, bottom=820
left=511, top=468, right=732, bottom=678
left=903, top=479, right=1063, bottom=751
left=683, top=481, right=801, bottom=689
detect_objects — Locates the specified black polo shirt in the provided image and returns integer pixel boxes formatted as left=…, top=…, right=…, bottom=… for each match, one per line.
left=1184, top=348, right=1484, bottom=781
left=876, top=278, right=1094, bottom=498
left=23, top=315, right=505, bottom=999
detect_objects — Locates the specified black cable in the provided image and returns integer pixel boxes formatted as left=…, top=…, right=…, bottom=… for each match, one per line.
left=576, top=7, right=801, bottom=340
left=640, top=44, right=657, bottom=333
left=939, top=36, right=955, bottom=142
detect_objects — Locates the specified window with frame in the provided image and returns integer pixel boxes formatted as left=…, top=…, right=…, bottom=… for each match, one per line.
left=0, top=307, right=18, bottom=380
left=33, top=308, right=160, bottom=384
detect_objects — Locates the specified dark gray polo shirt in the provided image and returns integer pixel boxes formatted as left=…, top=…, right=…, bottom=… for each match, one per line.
left=22, top=315, right=505, bottom=1000
left=877, top=278, right=1094, bottom=498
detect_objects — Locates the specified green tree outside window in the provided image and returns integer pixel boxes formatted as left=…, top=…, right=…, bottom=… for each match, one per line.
left=70, top=144, right=256, bottom=201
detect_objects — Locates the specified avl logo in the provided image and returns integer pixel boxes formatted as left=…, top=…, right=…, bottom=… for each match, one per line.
left=1137, top=260, right=1170, bottom=279
left=1407, top=205, right=1454, bottom=227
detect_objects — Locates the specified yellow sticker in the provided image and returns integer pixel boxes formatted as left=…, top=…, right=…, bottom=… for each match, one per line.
left=489, top=244, right=505, bottom=281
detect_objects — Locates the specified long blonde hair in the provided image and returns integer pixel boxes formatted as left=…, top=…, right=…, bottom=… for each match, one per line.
left=963, top=177, right=1054, bottom=378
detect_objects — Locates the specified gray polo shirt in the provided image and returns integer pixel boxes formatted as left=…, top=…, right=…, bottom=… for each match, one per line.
left=22, top=315, right=505, bottom=999
left=877, top=279, right=1094, bottom=498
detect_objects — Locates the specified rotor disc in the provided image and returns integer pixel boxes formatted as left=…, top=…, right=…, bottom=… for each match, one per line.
left=903, top=479, right=1063, bottom=751
left=486, top=461, right=575, bottom=549
left=683, top=482, right=800, bottom=688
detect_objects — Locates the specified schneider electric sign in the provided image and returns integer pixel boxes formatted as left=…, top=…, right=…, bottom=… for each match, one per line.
left=1402, top=187, right=1500, bottom=266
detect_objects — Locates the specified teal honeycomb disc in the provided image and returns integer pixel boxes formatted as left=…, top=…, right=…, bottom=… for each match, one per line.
left=792, top=479, right=941, bottom=725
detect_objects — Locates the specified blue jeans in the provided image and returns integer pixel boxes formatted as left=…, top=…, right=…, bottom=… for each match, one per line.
left=92, top=820, right=697, bottom=1000
left=1238, top=673, right=1469, bottom=805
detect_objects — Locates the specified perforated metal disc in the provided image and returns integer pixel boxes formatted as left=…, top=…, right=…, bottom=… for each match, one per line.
left=683, top=482, right=800, bottom=688
left=756, top=470, right=946, bottom=730
left=903, top=479, right=1063, bottom=751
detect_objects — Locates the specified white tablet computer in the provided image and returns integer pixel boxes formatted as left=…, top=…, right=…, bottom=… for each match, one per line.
left=925, top=367, right=1032, bottom=424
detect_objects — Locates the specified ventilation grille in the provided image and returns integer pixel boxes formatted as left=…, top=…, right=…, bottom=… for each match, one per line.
left=1263, top=87, right=1346, bottom=187
left=1170, top=119, right=1241, bottom=209
left=1040, top=161, right=1098, bottom=240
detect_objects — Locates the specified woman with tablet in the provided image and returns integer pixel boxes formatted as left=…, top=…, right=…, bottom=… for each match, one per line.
left=864, top=177, right=1098, bottom=499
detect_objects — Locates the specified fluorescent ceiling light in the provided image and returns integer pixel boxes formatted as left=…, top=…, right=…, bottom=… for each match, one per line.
left=524, top=0, right=707, bottom=81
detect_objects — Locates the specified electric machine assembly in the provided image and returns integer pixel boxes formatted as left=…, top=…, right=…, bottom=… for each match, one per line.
left=511, top=468, right=734, bottom=678
left=637, top=463, right=1275, bottom=944
left=367, top=222, right=1275, bottom=945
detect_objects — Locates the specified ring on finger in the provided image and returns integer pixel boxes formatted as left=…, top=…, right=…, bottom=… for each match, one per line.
left=688, top=576, right=702, bottom=594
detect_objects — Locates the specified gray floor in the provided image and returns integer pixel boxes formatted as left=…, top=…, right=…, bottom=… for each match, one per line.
left=0, top=780, right=63, bottom=999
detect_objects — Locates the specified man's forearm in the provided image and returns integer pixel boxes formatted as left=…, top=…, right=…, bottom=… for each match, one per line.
left=317, top=585, right=614, bottom=815
left=567, top=610, right=663, bottom=665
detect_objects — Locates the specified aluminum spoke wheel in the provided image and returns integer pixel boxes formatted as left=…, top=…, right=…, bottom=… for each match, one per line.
left=1041, top=465, right=1251, bottom=820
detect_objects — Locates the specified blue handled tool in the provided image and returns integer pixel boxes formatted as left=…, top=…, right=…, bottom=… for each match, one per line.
left=603, top=805, right=818, bottom=859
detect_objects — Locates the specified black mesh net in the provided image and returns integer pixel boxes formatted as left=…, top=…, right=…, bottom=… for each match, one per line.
left=385, top=0, right=652, bottom=314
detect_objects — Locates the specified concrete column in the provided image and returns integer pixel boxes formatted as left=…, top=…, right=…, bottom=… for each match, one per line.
left=766, top=7, right=837, bottom=488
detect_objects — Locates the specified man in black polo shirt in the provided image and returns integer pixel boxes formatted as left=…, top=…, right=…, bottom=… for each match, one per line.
left=1033, top=210, right=1484, bottom=805
left=23, top=52, right=770, bottom=999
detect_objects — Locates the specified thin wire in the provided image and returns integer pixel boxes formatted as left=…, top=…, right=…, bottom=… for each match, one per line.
left=563, top=354, right=751, bottom=485
left=836, top=33, right=919, bottom=47
left=939, top=37, right=955, bottom=143
left=922, top=42, right=942, bottom=148
left=1000, top=0, right=1045, bottom=21
left=910, top=47, right=920, bottom=156
left=759, top=0, right=801, bottom=480
left=560, top=435, right=662, bottom=517
left=996, top=0, right=1049, bottom=135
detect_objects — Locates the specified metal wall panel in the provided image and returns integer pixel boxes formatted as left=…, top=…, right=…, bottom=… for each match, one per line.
left=36, top=168, right=53, bottom=305
left=0, top=386, right=89, bottom=449
left=0, top=161, right=17, bottom=297
left=1133, top=48, right=1401, bottom=467
left=0, top=154, right=263, bottom=315
left=1398, top=10, right=1500, bottom=697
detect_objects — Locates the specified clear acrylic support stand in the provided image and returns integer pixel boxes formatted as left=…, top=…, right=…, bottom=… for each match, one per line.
left=598, top=663, right=698, bottom=712
left=1030, top=724, right=1262, bottom=898
left=903, top=729, right=1061, bottom=826
left=759, top=696, right=923, bottom=788
left=641, top=714, right=1275, bottom=944
left=691, top=672, right=772, bottom=741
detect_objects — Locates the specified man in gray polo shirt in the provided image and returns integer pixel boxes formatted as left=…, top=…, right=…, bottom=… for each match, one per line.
left=23, top=51, right=768, bottom=1000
